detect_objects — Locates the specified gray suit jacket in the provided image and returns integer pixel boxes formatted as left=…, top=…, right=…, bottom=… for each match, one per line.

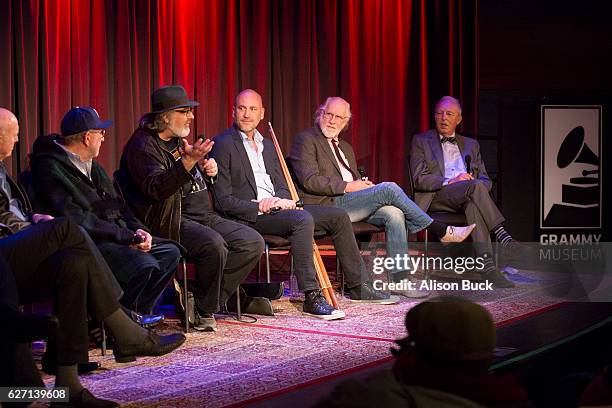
left=410, top=129, right=492, bottom=211
left=288, top=126, right=357, bottom=205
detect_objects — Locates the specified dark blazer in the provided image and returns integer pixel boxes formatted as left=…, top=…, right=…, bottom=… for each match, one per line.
left=410, top=129, right=492, bottom=211
left=288, top=126, right=357, bottom=205
left=210, top=125, right=291, bottom=224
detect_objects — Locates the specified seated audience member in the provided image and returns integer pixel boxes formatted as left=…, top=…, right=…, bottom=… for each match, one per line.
left=288, top=97, right=474, bottom=297
left=580, top=366, right=612, bottom=407
left=410, top=96, right=524, bottom=288
left=211, top=89, right=397, bottom=320
left=0, top=107, right=185, bottom=408
left=315, top=296, right=531, bottom=407
left=30, top=106, right=181, bottom=326
left=118, top=86, right=265, bottom=331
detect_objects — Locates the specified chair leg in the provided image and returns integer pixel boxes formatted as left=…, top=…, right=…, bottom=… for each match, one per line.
left=338, top=257, right=345, bottom=297
left=100, top=322, right=107, bottom=356
left=265, top=243, right=271, bottom=283
left=182, top=258, right=189, bottom=333
left=236, top=287, right=242, bottom=322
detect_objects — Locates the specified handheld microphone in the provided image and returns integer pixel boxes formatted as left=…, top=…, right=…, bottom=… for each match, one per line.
left=131, top=234, right=145, bottom=245
left=465, top=155, right=472, bottom=175
left=358, top=166, right=367, bottom=181
left=197, top=134, right=215, bottom=185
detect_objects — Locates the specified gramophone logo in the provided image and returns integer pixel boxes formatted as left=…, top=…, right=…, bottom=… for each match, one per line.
left=541, top=106, right=602, bottom=229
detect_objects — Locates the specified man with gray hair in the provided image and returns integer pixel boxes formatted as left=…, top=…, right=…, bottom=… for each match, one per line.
left=289, top=97, right=474, bottom=296
left=411, top=96, right=519, bottom=288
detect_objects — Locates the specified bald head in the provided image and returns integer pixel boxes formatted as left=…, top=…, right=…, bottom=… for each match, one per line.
left=315, top=97, right=352, bottom=139
left=0, top=108, right=17, bottom=129
left=0, top=108, right=19, bottom=160
left=233, top=89, right=265, bottom=137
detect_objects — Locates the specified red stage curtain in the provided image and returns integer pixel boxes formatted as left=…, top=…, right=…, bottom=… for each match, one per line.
left=0, top=0, right=475, bottom=187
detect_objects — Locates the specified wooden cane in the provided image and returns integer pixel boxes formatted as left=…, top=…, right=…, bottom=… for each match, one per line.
left=267, top=122, right=339, bottom=309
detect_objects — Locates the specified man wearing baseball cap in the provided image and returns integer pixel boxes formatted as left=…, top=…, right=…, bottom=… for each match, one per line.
left=30, top=106, right=181, bottom=327
left=118, top=86, right=266, bottom=331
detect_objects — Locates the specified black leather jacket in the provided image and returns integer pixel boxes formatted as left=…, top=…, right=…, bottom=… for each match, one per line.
left=0, top=166, right=32, bottom=238
left=118, top=128, right=215, bottom=243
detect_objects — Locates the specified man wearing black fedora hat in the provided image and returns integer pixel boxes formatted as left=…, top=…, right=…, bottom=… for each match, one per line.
left=118, top=85, right=266, bottom=331
left=30, top=106, right=183, bottom=328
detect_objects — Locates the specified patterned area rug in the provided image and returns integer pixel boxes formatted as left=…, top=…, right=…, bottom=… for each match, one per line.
left=35, top=269, right=570, bottom=407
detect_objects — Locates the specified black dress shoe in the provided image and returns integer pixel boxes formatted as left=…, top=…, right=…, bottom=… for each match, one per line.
left=113, top=331, right=186, bottom=363
left=50, top=388, right=118, bottom=408
left=130, top=311, right=164, bottom=328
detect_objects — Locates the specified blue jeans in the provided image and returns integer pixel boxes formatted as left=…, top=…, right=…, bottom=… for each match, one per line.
left=334, top=182, right=432, bottom=268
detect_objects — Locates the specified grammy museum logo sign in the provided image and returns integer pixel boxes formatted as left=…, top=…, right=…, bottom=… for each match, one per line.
left=541, top=106, right=602, bottom=231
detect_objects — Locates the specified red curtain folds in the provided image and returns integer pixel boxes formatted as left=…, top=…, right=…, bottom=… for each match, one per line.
left=0, top=0, right=475, bottom=187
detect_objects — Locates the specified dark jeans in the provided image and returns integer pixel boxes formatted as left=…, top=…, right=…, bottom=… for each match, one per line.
left=0, top=218, right=119, bottom=365
left=180, top=215, right=264, bottom=313
left=252, top=205, right=368, bottom=292
left=98, top=241, right=180, bottom=314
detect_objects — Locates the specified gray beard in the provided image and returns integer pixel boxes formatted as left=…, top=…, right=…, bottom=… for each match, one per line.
left=321, top=127, right=340, bottom=139
left=169, top=123, right=190, bottom=138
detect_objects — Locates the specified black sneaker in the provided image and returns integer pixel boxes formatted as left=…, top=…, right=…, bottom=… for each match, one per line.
left=483, top=269, right=515, bottom=288
left=348, top=282, right=399, bottom=304
left=303, top=290, right=345, bottom=320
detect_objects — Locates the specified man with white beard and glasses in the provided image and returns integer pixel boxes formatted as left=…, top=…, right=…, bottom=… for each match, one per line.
left=118, top=86, right=266, bottom=331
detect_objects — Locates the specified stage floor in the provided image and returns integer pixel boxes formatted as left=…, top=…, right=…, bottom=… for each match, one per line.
left=32, top=267, right=596, bottom=407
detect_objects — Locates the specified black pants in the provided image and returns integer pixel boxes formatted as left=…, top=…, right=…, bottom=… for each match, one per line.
left=252, top=205, right=368, bottom=292
left=180, top=215, right=264, bottom=313
left=0, top=218, right=120, bottom=364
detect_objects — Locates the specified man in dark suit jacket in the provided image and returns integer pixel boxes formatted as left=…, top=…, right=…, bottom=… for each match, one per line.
left=288, top=97, right=474, bottom=295
left=210, top=89, right=396, bottom=320
left=410, top=96, right=519, bottom=288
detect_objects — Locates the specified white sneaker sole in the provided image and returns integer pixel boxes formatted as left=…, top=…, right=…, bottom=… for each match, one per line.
left=303, top=310, right=346, bottom=320
left=349, top=295, right=400, bottom=305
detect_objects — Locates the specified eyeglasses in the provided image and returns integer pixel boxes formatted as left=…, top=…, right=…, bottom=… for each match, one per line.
left=323, top=112, right=348, bottom=122
left=89, top=129, right=106, bottom=136
left=174, top=108, right=193, bottom=115
left=434, top=110, right=458, bottom=118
